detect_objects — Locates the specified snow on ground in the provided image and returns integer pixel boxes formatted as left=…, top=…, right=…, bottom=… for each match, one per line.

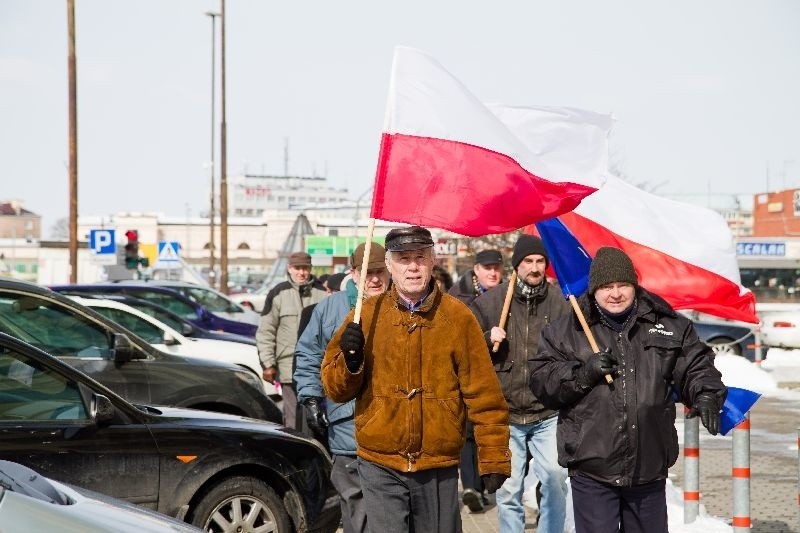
left=523, top=350, right=800, bottom=532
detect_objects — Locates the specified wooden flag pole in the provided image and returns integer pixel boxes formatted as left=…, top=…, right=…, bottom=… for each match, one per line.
left=353, top=218, right=377, bottom=325
left=492, top=271, right=517, bottom=353
left=568, top=294, right=614, bottom=385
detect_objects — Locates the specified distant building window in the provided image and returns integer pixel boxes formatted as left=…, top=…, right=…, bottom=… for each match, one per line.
left=25, top=221, right=33, bottom=230
left=16, top=264, right=25, bottom=273
left=237, top=242, right=250, bottom=250
left=203, top=242, right=214, bottom=250
left=329, top=229, right=338, bottom=236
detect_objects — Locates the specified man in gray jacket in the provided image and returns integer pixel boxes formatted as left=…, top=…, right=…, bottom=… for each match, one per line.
left=471, top=235, right=570, bottom=533
left=294, top=242, right=389, bottom=533
left=256, top=251, right=327, bottom=428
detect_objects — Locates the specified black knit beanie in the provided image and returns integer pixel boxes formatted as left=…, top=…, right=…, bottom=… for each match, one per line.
left=588, top=247, right=638, bottom=294
left=511, top=235, right=548, bottom=269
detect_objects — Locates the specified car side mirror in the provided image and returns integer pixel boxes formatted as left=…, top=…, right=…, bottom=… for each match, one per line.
left=92, top=393, right=115, bottom=424
left=111, top=333, right=136, bottom=363
left=181, top=323, right=194, bottom=336
left=162, top=332, right=178, bottom=346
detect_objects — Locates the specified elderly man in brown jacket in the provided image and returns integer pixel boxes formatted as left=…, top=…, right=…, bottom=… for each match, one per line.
left=321, top=226, right=511, bottom=533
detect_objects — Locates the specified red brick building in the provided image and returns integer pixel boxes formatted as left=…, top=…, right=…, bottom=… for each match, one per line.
left=751, top=189, right=800, bottom=237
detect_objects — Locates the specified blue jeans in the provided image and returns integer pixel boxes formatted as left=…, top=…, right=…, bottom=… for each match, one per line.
left=496, top=416, right=568, bottom=533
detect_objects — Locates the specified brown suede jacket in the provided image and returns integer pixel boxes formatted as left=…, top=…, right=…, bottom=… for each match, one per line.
left=321, top=282, right=511, bottom=476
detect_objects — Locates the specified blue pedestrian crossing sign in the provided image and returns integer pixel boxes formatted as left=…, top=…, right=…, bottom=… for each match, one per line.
left=155, top=241, right=180, bottom=268
left=89, top=229, right=117, bottom=265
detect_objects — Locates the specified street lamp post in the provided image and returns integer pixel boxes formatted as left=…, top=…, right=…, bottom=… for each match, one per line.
left=205, top=11, right=219, bottom=288
left=219, top=0, right=229, bottom=293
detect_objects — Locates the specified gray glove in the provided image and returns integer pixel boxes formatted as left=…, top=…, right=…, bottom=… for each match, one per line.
left=575, top=348, right=618, bottom=389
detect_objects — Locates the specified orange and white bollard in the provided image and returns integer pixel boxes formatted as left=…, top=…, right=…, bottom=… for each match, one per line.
left=732, top=413, right=751, bottom=532
left=684, top=407, right=700, bottom=523
left=750, top=324, right=764, bottom=364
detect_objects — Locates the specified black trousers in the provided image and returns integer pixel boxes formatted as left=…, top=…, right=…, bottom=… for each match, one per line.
left=357, top=458, right=461, bottom=533
left=570, top=475, right=667, bottom=533
left=458, top=420, right=483, bottom=492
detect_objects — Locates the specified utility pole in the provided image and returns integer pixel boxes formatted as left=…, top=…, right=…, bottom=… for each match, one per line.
left=67, top=0, right=78, bottom=283
left=219, top=0, right=229, bottom=293
left=205, top=11, right=219, bottom=288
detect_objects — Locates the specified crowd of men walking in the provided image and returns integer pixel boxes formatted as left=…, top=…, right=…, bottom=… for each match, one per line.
left=254, top=226, right=727, bottom=533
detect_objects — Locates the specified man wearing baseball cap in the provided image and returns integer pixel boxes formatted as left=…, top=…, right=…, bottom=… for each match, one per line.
left=256, top=251, right=327, bottom=428
left=321, top=226, right=511, bottom=533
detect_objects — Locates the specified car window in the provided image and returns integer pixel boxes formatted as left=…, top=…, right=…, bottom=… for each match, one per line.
left=91, top=307, right=164, bottom=344
left=123, top=290, right=197, bottom=320
left=0, top=347, right=88, bottom=420
left=183, top=287, right=244, bottom=314
left=0, top=294, right=112, bottom=359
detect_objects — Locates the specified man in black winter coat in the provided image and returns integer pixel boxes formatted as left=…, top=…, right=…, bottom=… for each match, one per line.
left=530, top=247, right=727, bottom=533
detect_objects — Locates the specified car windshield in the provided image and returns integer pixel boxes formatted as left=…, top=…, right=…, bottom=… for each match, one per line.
left=182, top=286, right=245, bottom=314
left=121, top=290, right=198, bottom=321
left=0, top=294, right=112, bottom=359
left=122, top=301, right=187, bottom=332
left=90, top=307, right=164, bottom=345
left=0, top=346, right=87, bottom=421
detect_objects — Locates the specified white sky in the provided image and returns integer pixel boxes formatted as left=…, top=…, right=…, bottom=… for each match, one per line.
left=2, top=1, right=800, bottom=234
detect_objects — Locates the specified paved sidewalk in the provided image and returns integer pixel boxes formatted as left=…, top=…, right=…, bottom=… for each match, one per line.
left=337, top=393, right=798, bottom=532
left=461, top=394, right=798, bottom=532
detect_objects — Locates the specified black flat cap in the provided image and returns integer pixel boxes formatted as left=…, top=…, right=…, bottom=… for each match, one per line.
left=385, top=226, right=434, bottom=252
left=475, top=249, right=503, bottom=266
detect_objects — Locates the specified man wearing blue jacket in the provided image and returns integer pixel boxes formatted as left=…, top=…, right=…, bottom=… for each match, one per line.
left=294, top=241, right=389, bottom=533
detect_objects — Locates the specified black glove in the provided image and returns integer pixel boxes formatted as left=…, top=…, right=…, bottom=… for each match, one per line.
left=302, top=397, right=329, bottom=437
left=689, top=392, right=721, bottom=436
left=340, top=322, right=365, bottom=372
left=481, top=473, right=508, bottom=494
left=575, top=348, right=618, bottom=390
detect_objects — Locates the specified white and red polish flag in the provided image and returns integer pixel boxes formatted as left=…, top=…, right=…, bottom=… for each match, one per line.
left=496, top=104, right=757, bottom=323
left=370, top=47, right=606, bottom=236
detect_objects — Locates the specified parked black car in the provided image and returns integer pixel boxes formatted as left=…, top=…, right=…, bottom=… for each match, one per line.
left=51, top=281, right=258, bottom=337
left=0, top=332, right=339, bottom=532
left=0, top=279, right=280, bottom=423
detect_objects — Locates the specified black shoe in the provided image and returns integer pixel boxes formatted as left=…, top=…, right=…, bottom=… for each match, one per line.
left=462, top=488, right=484, bottom=513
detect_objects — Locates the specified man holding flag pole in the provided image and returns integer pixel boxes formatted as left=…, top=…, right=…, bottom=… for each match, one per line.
left=530, top=244, right=728, bottom=533
left=470, top=234, right=571, bottom=533
left=321, top=226, right=512, bottom=532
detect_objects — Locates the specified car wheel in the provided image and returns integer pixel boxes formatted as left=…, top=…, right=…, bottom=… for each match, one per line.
left=706, top=336, right=742, bottom=357
left=189, top=475, right=291, bottom=533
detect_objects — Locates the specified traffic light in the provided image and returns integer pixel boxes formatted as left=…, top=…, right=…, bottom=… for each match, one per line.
left=124, top=230, right=139, bottom=269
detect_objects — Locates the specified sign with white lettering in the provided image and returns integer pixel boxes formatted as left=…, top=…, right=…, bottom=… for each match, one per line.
left=736, top=242, right=786, bottom=257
